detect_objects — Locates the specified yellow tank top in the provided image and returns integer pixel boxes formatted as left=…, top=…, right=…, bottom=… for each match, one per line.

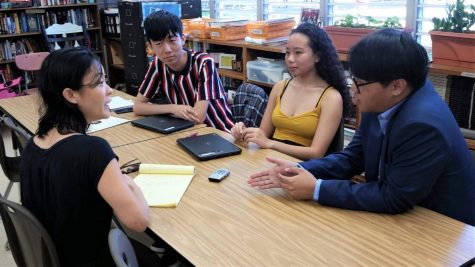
left=272, top=80, right=332, bottom=147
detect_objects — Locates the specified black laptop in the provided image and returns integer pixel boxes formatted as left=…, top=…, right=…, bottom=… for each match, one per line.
left=131, top=115, right=194, bottom=134
left=177, top=133, right=242, bottom=161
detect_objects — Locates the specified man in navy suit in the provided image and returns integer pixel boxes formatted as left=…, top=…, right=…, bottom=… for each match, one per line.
left=248, top=28, right=475, bottom=226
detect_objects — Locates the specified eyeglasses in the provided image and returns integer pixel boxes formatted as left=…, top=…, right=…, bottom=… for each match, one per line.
left=351, top=75, right=377, bottom=94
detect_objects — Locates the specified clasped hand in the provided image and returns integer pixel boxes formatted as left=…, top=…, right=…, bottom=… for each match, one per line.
left=231, top=122, right=273, bottom=148
left=173, top=105, right=199, bottom=123
left=248, top=157, right=317, bottom=200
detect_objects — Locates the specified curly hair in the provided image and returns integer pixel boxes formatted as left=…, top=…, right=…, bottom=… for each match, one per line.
left=290, top=23, right=350, bottom=116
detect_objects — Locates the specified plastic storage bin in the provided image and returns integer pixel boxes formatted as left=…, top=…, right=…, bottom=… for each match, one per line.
left=246, top=59, right=287, bottom=84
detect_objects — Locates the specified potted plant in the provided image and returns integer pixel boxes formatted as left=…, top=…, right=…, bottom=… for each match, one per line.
left=324, top=16, right=404, bottom=53
left=429, top=0, right=475, bottom=69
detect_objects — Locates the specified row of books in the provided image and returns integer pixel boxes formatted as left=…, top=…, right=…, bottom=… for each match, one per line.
left=0, top=8, right=95, bottom=35
left=0, top=38, right=43, bottom=61
left=88, top=31, right=100, bottom=51
left=0, top=64, right=18, bottom=82
left=184, top=40, right=204, bottom=52
left=0, top=12, right=40, bottom=35
left=32, top=0, right=96, bottom=7
left=37, top=8, right=96, bottom=28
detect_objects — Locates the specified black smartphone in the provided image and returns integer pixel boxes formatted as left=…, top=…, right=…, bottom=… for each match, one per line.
left=114, top=106, right=133, bottom=114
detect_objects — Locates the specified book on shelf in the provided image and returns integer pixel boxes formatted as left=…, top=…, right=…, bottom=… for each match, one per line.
left=133, top=164, right=196, bottom=208
left=13, top=13, right=21, bottom=34
left=26, top=13, right=39, bottom=32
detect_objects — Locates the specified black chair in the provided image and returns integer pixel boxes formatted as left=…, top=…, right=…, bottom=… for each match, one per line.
left=461, top=128, right=475, bottom=162
left=1, top=115, right=31, bottom=156
left=0, top=196, right=60, bottom=267
left=0, top=120, right=22, bottom=200
left=326, top=119, right=345, bottom=155
left=0, top=115, right=30, bottom=199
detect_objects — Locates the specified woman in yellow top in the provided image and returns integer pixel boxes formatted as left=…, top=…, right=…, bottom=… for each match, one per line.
left=231, top=23, right=349, bottom=160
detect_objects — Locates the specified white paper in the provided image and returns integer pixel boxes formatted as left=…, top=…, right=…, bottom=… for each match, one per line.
left=109, top=96, right=133, bottom=110
left=88, top=116, right=130, bottom=133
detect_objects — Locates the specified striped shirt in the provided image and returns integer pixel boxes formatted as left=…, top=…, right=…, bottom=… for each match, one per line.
left=139, top=50, right=234, bottom=132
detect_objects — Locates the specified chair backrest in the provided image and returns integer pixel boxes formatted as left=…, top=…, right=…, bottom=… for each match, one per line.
left=2, top=116, right=31, bottom=154
left=0, top=121, right=21, bottom=180
left=15, top=52, right=49, bottom=72
left=14, top=52, right=49, bottom=93
left=460, top=128, right=475, bottom=162
left=108, top=228, right=139, bottom=267
left=0, top=196, right=60, bottom=267
left=326, top=119, right=344, bottom=155
left=43, top=23, right=89, bottom=52
left=231, top=83, right=269, bottom=128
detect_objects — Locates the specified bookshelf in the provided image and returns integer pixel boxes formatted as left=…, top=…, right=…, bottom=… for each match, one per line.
left=0, top=1, right=103, bottom=82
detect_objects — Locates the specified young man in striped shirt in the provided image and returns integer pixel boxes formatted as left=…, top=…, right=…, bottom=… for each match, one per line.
left=133, top=10, right=234, bottom=132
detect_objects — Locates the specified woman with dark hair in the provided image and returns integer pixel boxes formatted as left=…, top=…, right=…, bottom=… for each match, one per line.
left=231, top=23, right=348, bottom=160
left=20, top=47, right=150, bottom=266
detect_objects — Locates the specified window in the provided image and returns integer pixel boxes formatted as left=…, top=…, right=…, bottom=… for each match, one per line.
left=263, top=0, right=321, bottom=21
left=203, top=0, right=475, bottom=48
left=214, top=0, right=259, bottom=20
left=201, top=0, right=211, bottom=18
left=326, top=0, right=408, bottom=27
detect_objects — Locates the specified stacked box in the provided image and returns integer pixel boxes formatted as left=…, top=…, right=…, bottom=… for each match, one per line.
left=189, top=18, right=214, bottom=39
left=247, top=19, right=295, bottom=40
left=209, top=25, right=247, bottom=41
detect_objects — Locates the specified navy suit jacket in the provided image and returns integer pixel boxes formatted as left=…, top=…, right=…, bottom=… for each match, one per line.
left=300, top=81, right=475, bottom=226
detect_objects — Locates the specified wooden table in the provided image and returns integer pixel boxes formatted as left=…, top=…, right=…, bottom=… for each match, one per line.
left=0, top=90, right=204, bottom=147
left=113, top=127, right=475, bottom=266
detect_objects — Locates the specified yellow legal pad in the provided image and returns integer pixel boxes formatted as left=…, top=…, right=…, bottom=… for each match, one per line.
left=134, top=164, right=195, bottom=208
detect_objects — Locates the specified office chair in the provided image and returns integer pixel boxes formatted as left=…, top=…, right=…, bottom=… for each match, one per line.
left=15, top=52, right=49, bottom=93
left=109, top=228, right=139, bottom=267
left=231, top=83, right=269, bottom=128
left=43, top=23, right=89, bottom=52
left=0, top=196, right=60, bottom=267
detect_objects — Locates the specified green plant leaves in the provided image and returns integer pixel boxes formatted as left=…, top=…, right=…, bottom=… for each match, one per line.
left=432, top=0, right=475, bottom=33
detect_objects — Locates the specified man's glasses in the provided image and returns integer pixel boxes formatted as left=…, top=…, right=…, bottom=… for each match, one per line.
left=351, top=76, right=377, bottom=94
